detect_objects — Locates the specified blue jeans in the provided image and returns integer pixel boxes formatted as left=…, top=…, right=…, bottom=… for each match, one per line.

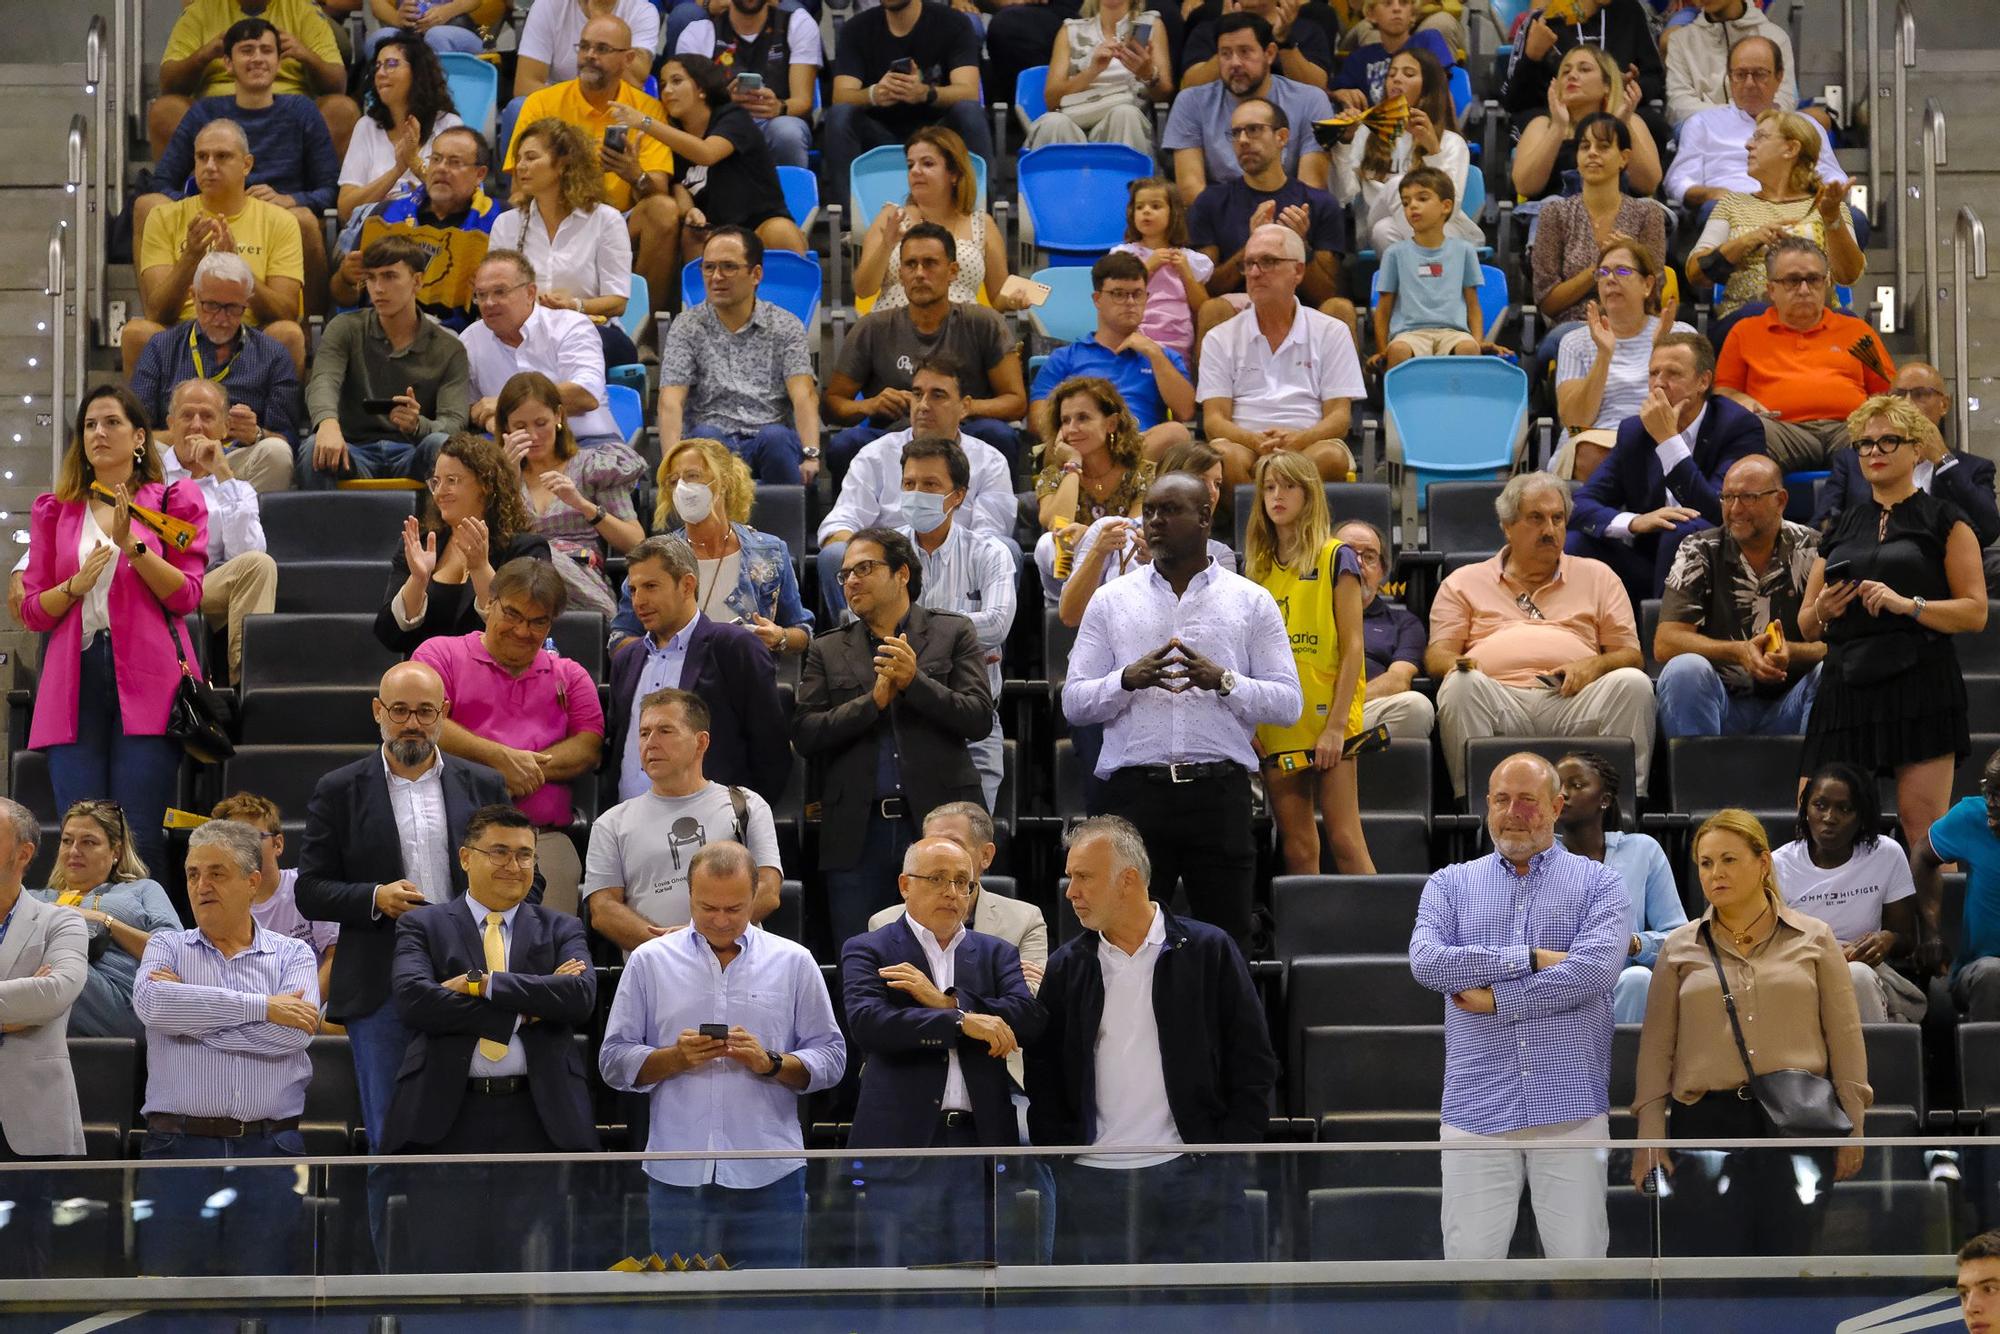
left=1655, top=654, right=1821, bottom=738
left=858, top=1146, right=991, bottom=1267
left=344, top=1001, right=415, bottom=1152
left=45, top=634, right=180, bottom=876
left=138, top=1128, right=305, bottom=1276
left=760, top=116, right=812, bottom=171
left=365, top=23, right=484, bottom=57
left=690, top=420, right=803, bottom=484
left=294, top=432, right=445, bottom=490
left=1614, top=964, right=1654, bottom=1025
left=647, top=1167, right=806, bottom=1268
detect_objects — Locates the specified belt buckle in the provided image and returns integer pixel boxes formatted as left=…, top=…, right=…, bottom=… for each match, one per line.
left=1167, top=762, right=1193, bottom=784
left=1735, top=1086, right=1754, bottom=1101
left=879, top=797, right=906, bottom=820
left=218, top=1117, right=249, bottom=1138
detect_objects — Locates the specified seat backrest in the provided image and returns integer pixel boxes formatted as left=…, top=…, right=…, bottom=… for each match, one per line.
left=1356, top=740, right=1431, bottom=817
left=1446, top=64, right=1472, bottom=119
left=550, top=610, right=606, bottom=679
left=1272, top=875, right=1427, bottom=959
left=1459, top=163, right=1485, bottom=225
left=1290, top=956, right=1438, bottom=1032
left=1383, top=358, right=1527, bottom=476
left=621, top=272, right=650, bottom=341
left=68, top=1037, right=138, bottom=1145
left=1027, top=265, right=1098, bottom=344
left=1475, top=264, right=1509, bottom=341
left=304, top=1035, right=363, bottom=1132
left=748, top=483, right=808, bottom=561
left=1230, top=482, right=1395, bottom=554
left=241, top=614, right=400, bottom=690
left=1861, top=1022, right=1925, bottom=1121
left=1465, top=735, right=1636, bottom=824
left=222, top=744, right=376, bottom=815
left=1014, top=65, right=1049, bottom=122
left=1423, top=480, right=1504, bottom=553
left=1298, top=1024, right=1444, bottom=1114
left=1017, top=144, right=1152, bottom=254
left=1958, top=1022, right=2000, bottom=1118
left=1667, top=735, right=1806, bottom=817
left=776, top=165, right=819, bottom=230
left=259, top=492, right=415, bottom=562
left=1043, top=605, right=1079, bottom=685
left=437, top=52, right=498, bottom=138
left=605, top=383, right=644, bottom=443
left=851, top=143, right=988, bottom=222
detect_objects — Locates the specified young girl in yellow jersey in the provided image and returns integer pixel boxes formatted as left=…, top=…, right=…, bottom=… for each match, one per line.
left=1246, top=452, right=1376, bottom=875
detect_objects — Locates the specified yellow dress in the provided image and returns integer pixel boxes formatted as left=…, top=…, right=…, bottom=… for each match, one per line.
left=1256, top=536, right=1367, bottom=762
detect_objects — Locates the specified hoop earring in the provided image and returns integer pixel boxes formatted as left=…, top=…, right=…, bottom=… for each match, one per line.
left=133, top=447, right=145, bottom=467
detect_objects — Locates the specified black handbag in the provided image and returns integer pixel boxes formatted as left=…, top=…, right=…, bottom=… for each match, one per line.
left=1700, top=921, right=1852, bottom=1138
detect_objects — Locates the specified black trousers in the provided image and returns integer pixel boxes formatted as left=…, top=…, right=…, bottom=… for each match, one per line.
left=396, top=1086, right=566, bottom=1274
left=1661, top=1091, right=1833, bottom=1257
left=0, top=1130, right=52, bottom=1279
left=1054, top=1156, right=1249, bottom=1265
left=858, top=1116, right=992, bottom=1268
left=1095, top=765, right=1256, bottom=947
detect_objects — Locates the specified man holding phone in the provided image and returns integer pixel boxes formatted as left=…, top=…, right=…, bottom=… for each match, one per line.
left=673, top=0, right=822, bottom=169
left=826, top=0, right=992, bottom=210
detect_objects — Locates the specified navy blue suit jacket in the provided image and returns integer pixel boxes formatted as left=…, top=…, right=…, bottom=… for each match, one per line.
left=1813, top=446, right=2000, bottom=548
left=380, top=898, right=598, bottom=1154
left=606, top=613, right=793, bottom=801
left=841, top=916, right=1044, bottom=1150
left=1570, top=396, right=1766, bottom=540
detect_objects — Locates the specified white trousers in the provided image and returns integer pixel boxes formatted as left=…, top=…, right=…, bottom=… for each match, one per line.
left=1361, top=690, right=1437, bottom=741
left=1439, top=1113, right=1609, bottom=1260
left=1436, top=667, right=1657, bottom=798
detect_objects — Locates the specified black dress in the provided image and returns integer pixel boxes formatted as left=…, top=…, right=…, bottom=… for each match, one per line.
left=373, top=529, right=554, bottom=654
left=1801, top=490, right=1970, bottom=775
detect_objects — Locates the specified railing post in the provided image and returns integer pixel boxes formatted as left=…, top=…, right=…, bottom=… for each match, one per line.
left=1953, top=207, right=1988, bottom=456
left=1865, top=0, right=1880, bottom=230
left=66, top=115, right=89, bottom=386
left=82, top=16, right=107, bottom=333
left=44, top=222, right=67, bottom=484
left=1842, top=0, right=1856, bottom=129
left=1892, top=1, right=1915, bottom=324
left=108, top=0, right=127, bottom=201
left=1922, top=99, right=1947, bottom=370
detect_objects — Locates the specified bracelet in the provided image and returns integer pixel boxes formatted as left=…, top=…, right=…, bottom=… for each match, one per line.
left=587, top=505, right=607, bottom=525
left=60, top=578, right=75, bottom=598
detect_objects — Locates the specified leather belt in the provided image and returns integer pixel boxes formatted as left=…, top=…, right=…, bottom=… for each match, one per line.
left=937, top=1110, right=976, bottom=1129
left=146, top=1114, right=300, bottom=1138
left=468, top=1076, right=527, bottom=1096
left=1129, top=761, right=1239, bottom=784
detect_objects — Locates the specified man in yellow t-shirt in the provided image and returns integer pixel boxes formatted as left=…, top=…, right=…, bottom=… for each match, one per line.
left=503, top=15, right=681, bottom=325
left=152, top=0, right=359, bottom=161
left=125, top=120, right=307, bottom=381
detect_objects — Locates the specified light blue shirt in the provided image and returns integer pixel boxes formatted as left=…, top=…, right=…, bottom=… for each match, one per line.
left=132, top=925, right=318, bottom=1121
left=465, top=896, right=527, bottom=1078
left=618, top=612, right=701, bottom=803
left=1556, top=829, right=1688, bottom=969
left=599, top=924, right=845, bottom=1188
left=1379, top=236, right=1482, bottom=337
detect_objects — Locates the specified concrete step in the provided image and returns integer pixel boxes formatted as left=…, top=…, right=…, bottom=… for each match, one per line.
left=0, top=187, right=96, bottom=277
left=0, top=87, right=98, bottom=189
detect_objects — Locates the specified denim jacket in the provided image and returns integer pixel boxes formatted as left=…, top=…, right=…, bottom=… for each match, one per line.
left=610, top=522, right=812, bottom=642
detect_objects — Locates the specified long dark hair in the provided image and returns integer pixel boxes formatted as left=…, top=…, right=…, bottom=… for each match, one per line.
left=662, top=52, right=732, bottom=112
left=367, top=34, right=457, bottom=140
left=1795, top=762, right=1883, bottom=853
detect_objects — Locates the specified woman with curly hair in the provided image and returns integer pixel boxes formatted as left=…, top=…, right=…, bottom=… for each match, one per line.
left=1034, top=377, right=1155, bottom=605
left=500, top=371, right=647, bottom=620
left=375, top=432, right=552, bottom=652
left=337, top=34, right=462, bottom=221
left=607, top=436, right=814, bottom=654
left=488, top=117, right=638, bottom=364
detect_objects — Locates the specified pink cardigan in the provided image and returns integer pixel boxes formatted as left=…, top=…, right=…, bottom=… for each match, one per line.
left=21, top=482, right=209, bottom=750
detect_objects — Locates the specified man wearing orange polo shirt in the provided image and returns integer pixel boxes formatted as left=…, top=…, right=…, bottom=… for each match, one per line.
left=504, top=15, right=680, bottom=328
left=1713, top=235, right=1894, bottom=474
left=1424, top=470, right=1656, bottom=800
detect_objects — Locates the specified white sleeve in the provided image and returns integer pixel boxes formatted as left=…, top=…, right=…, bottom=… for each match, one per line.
left=1194, top=325, right=1235, bottom=403
left=337, top=119, right=384, bottom=188
left=517, top=0, right=557, bottom=64
left=789, top=8, right=823, bottom=66
left=557, top=311, right=608, bottom=403
left=1313, top=318, right=1367, bottom=401
left=581, top=810, right=625, bottom=896
left=593, top=205, right=634, bottom=303
left=744, top=794, right=783, bottom=874
left=212, top=478, right=266, bottom=556
left=1662, top=114, right=1709, bottom=204
left=1879, top=841, right=1917, bottom=905
left=818, top=445, right=884, bottom=540
left=623, top=0, right=661, bottom=55
left=1553, top=325, right=1592, bottom=388
left=1428, top=132, right=1472, bottom=214
left=969, top=444, right=1018, bottom=541
left=675, top=19, right=711, bottom=56
left=1692, top=209, right=1731, bottom=257
left=1183, top=248, right=1215, bottom=281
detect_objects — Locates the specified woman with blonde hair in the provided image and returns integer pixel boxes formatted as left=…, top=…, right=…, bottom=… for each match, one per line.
left=1511, top=44, right=1662, bottom=202
left=499, top=371, right=647, bottom=620
left=1687, top=107, right=1862, bottom=320
left=607, top=436, right=813, bottom=654
left=1027, top=0, right=1174, bottom=153
left=1632, top=808, right=1870, bottom=1255
left=1245, top=450, right=1372, bottom=874
left=853, top=127, right=1020, bottom=312
left=30, top=800, right=179, bottom=1038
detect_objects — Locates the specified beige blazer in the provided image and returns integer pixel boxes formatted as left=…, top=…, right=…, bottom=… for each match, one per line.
left=0, top=891, right=90, bottom=1156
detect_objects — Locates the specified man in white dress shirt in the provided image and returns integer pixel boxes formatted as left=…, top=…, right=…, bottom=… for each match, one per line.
left=1665, top=36, right=1846, bottom=213
left=599, top=841, right=845, bottom=1268
left=1062, top=472, right=1301, bottom=948
left=459, top=250, right=620, bottom=445
left=158, top=378, right=278, bottom=685
left=817, top=355, right=1019, bottom=619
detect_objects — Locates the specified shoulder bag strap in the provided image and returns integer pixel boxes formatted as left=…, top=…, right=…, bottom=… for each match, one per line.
left=147, top=481, right=196, bottom=678
left=1699, top=919, right=1762, bottom=1094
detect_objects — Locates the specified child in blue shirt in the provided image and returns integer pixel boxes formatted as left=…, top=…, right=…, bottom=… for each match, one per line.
left=1371, top=165, right=1484, bottom=368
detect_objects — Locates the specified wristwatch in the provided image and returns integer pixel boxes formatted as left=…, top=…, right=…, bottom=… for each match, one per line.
left=587, top=505, right=608, bottom=525
left=464, top=968, right=486, bottom=997
left=924, top=84, right=939, bottom=106
left=1912, top=596, right=1928, bottom=619
left=801, top=446, right=821, bottom=460
left=760, top=1051, right=785, bottom=1078
left=131, top=540, right=148, bottom=561
left=1218, top=669, right=1237, bottom=697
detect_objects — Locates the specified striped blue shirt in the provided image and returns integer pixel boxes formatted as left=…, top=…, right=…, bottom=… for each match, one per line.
left=1409, top=844, right=1627, bottom=1135
left=133, top=925, right=319, bottom=1122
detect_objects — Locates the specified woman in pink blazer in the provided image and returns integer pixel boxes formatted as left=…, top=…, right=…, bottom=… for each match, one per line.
left=21, top=385, right=208, bottom=873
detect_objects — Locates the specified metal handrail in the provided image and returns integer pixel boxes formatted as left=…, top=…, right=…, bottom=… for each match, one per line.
left=65, top=115, right=88, bottom=396
left=83, top=19, right=107, bottom=332
left=1842, top=0, right=1855, bottom=135
left=1922, top=99, right=1947, bottom=369
left=109, top=0, right=132, bottom=196
left=1864, top=0, right=1879, bottom=232
left=1952, top=207, right=1988, bottom=454
left=44, top=222, right=68, bottom=480
left=1892, top=0, right=1916, bottom=325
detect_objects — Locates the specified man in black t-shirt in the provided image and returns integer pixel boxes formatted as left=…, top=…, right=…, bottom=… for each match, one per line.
left=827, top=0, right=992, bottom=209
left=1188, top=96, right=1355, bottom=351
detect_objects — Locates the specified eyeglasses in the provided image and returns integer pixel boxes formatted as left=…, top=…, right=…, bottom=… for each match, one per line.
left=576, top=40, right=629, bottom=56
left=431, top=154, right=480, bottom=171
left=1855, top=434, right=1916, bottom=455
left=467, top=844, right=537, bottom=868
left=1594, top=264, right=1640, bottom=281
left=906, top=871, right=973, bottom=894
left=1097, top=286, right=1149, bottom=303
left=700, top=260, right=749, bottom=277
left=374, top=57, right=406, bottom=72
left=1770, top=272, right=1828, bottom=290
left=427, top=475, right=463, bottom=490
left=1242, top=256, right=1297, bottom=272
left=1719, top=487, right=1782, bottom=505
left=837, top=559, right=888, bottom=585
left=472, top=281, right=530, bottom=304
left=1892, top=386, right=1945, bottom=401
left=1514, top=592, right=1546, bottom=621
left=1227, top=123, right=1277, bottom=138
left=495, top=603, right=555, bottom=634
left=378, top=701, right=442, bottom=725
left=196, top=299, right=247, bottom=318
left=1728, top=67, right=1777, bottom=83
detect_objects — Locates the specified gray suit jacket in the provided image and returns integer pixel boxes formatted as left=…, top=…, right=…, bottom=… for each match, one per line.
left=869, top=887, right=1050, bottom=1085
left=0, top=892, right=90, bottom=1156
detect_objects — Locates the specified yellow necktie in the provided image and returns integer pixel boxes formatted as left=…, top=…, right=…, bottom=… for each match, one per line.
left=477, top=912, right=508, bottom=1062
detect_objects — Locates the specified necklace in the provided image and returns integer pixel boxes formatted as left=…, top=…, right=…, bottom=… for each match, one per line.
left=1722, top=898, right=1773, bottom=949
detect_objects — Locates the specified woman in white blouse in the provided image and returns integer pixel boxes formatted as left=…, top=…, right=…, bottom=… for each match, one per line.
left=1026, top=0, right=1173, bottom=152
left=1550, top=237, right=1693, bottom=482
left=1326, top=47, right=1479, bottom=253
left=487, top=117, right=636, bottom=364
left=337, top=34, right=464, bottom=222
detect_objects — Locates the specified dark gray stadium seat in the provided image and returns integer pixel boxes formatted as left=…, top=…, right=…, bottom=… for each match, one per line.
left=1953, top=736, right=2000, bottom=803
left=1295, top=1024, right=1444, bottom=1124
left=304, top=1035, right=363, bottom=1153
left=1640, top=599, right=1661, bottom=675
left=1958, top=602, right=2000, bottom=675
left=1424, top=480, right=1505, bottom=554
left=222, top=745, right=374, bottom=819
left=1356, top=739, right=1430, bottom=816
left=1271, top=874, right=1427, bottom=959
left=10, top=748, right=55, bottom=822
left=272, top=560, right=389, bottom=614
left=241, top=614, right=399, bottom=690
left=551, top=610, right=606, bottom=679
left=1861, top=1023, right=1926, bottom=1132
left=1443, top=549, right=1496, bottom=577
left=69, top=1037, right=138, bottom=1159
left=749, top=483, right=809, bottom=558
left=1308, top=1186, right=1443, bottom=1260
left=1053, top=738, right=1087, bottom=825
left=1465, top=736, right=1635, bottom=823
left=1362, top=813, right=1432, bottom=872
left=236, top=686, right=381, bottom=745
left=1957, top=1023, right=2000, bottom=1131
left=1289, top=957, right=1439, bottom=1039
left=768, top=880, right=804, bottom=943
left=1230, top=482, right=1394, bottom=554
left=259, top=492, right=416, bottom=562
left=1043, top=606, right=1078, bottom=690
left=1666, top=735, right=1805, bottom=819
left=1818, top=1179, right=1953, bottom=1256
left=1968, top=676, right=2000, bottom=733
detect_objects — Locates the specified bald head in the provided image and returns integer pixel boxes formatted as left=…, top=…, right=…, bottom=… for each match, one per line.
left=1487, top=752, right=1564, bottom=864
left=1724, top=453, right=1783, bottom=491
left=376, top=662, right=447, bottom=765
left=1719, top=452, right=1787, bottom=547
left=1892, top=361, right=1949, bottom=426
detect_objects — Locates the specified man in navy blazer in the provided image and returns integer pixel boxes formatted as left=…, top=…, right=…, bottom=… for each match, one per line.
left=381, top=804, right=597, bottom=1273
left=1566, top=332, right=1766, bottom=607
left=296, top=662, right=540, bottom=1150
left=606, top=534, right=792, bottom=805
left=842, top=836, right=1044, bottom=1266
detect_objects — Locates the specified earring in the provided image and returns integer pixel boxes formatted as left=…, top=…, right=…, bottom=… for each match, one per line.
left=133, top=447, right=145, bottom=467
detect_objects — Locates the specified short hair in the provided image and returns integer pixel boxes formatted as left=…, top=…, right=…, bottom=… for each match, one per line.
left=0, top=799, right=38, bottom=854
left=1765, top=232, right=1830, bottom=278
left=1063, top=814, right=1151, bottom=888
left=488, top=556, right=568, bottom=619
left=1232, top=95, right=1288, bottom=135
left=1214, top=11, right=1275, bottom=47
left=433, top=124, right=491, bottom=167
left=1334, top=518, right=1392, bottom=574
left=1248, top=222, right=1307, bottom=263
left=211, top=791, right=282, bottom=831
left=848, top=526, right=923, bottom=600
left=1597, top=232, right=1665, bottom=314
left=626, top=533, right=698, bottom=583
left=1398, top=164, right=1456, bottom=206
left=188, top=819, right=264, bottom=878
left=1573, top=110, right=1632, bottom=155
left=1729, top=33, right=1784, bottom=79
left=1849, top=391, right=1946, bottom=463
left=1797, top=762, right=1882, bottom=851
left=1653, top=330, right=1718, bottom=381
left=193, top=250, right=256, bottom=294
left=902, top=836, right=971, bottom=876
left=910, top=353, right=965, bottom=394
left=1159, top=438, right=1224, bottom=480
left=360, top=235, right=431, bottom=276
left=901, top=436, right=971, bottom=492
left=1960, top=1231, right=2000, bottom=1265
left=638, top=685, right=711, bottom=734
left=463, top=803, right=534, bottom=846
left=196, top=117, right=251, bottom=156
left=479, top=248, right=536, bottom=286
left=923, top=800, right=995, bottom=849
left=1495, top=470, right=1570, bottom=524
left=689, top=839, right=756, bottom=889
left=900, top=220, right=956, bottom=264
left=170, top=376, right=229, bottom=417
left=222, top=16, right=280, bottom=51
left=1091, top=250, right=1149, bottom=289
left=704, top=224, right=763, bottom=270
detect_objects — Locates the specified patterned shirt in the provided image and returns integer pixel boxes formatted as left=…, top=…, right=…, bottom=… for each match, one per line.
left=1409, top=843, right=1628, bottom=1136
left=129, top=320, right=300, bottom=442
left=1660, top=519, right=1818, bottom=695
left=659, top=299, right=813, bottom=438
left=132, top=925, right=318, bottom=1121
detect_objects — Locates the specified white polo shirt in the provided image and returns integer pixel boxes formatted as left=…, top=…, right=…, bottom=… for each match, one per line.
left=1195, top=300, right=1366, bottom=432
left=1080, top=902, right=1183, bottom=1169
left=459, top=303, right=619, bottom=442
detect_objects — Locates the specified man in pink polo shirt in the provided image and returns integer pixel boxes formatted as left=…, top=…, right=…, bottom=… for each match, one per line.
left=412, top=559, right=604, bottom=914
left=1423, top=471, right=1656, bottom=800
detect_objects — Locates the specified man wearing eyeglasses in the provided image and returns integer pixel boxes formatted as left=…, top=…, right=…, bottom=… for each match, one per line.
left=842, top=836, right=1044, bottom=1266
left=413, top=560, right=605, bottom=916
left=1663, top=3, right=1796, bottom=128
left=497, top=0, right=657, bottom=154
left=1567, top=330, right=1764, bottom=606
left=379, top=803, right=597, bottom=1274
left=1713, top=235, right=1895, bottom=473
left=331, top=125, right=500, bottom=334
left=459, top=250, right=621, bottom=446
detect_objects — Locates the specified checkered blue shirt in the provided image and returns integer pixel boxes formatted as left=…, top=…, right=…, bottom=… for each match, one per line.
left=1409, top=843, right=1627, bottom=1135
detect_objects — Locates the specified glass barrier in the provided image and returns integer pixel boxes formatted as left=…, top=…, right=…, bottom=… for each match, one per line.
left=0, top=1140, right=1977, bottom=1327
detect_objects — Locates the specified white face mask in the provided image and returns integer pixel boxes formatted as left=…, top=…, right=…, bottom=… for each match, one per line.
left=901, top=488, right=952, bottom=534
left=674, top=479, right=715, bottom=525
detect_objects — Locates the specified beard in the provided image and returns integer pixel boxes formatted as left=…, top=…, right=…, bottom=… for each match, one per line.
left=386, top=735, right=434, bottom=767
left=1493, top=830, right=1548, bottom=863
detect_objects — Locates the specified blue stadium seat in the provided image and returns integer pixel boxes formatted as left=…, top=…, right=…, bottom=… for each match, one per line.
left=850, top=142, right=989, bottom=221
left=605, top=383, right=644, bottom=445
left=437, top=53, right=498, bottom=140
left=1382, top=357, right=1528, bottom=528
left=1017, top=143, right=1151, bottom=265
left=621, top=273, right=650, bottom=342
left=778, top=165, right=819, bottom=232
left=681, top=250, right=821, bottom=329
left=1014, top=65, right=1049, bottom=133
left=1025, top=265, right=1096, bottom=345
left=1447, top=65, right=1472, bottom=120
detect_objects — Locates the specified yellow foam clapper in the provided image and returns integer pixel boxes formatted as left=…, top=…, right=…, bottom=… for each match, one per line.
left=1542, top=0, right=1584, bottom=22
left=1361, top=95, right=1411, bottom=135
left=161, top=808, right=211, bottom=830
left=608, top=1257, right=648, bottom=1273
left=1764, top=621, right=1784, bottom=653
